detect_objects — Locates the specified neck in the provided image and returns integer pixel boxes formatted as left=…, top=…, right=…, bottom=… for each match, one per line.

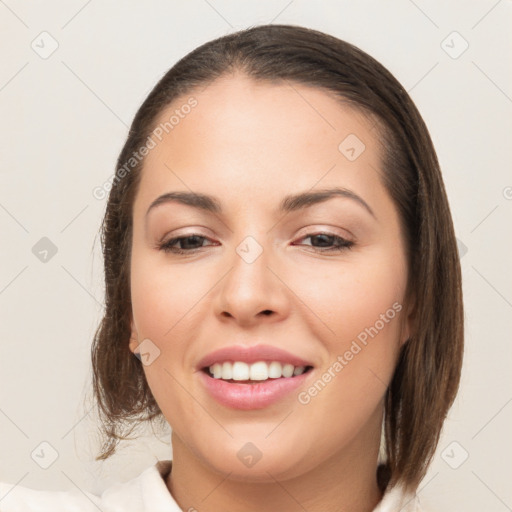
left=166, top=421, right=384, bottom=512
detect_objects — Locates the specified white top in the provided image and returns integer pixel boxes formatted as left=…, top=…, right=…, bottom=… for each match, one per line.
left=0, top=460, right=424, bottom=511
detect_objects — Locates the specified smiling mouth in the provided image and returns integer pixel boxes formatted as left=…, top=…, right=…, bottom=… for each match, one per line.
left=201, top=365, right=314, bottom=384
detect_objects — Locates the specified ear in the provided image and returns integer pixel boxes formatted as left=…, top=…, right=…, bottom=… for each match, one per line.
left=399, top=293, right=416, bottom=346
left=129, top=316, right=140, bottom=355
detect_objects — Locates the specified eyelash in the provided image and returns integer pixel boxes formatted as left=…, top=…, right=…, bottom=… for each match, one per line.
left=158, top=232, right=354, bottom=255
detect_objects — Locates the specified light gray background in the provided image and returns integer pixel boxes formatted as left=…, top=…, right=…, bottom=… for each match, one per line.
left=1, top=1, right=511, bottom=510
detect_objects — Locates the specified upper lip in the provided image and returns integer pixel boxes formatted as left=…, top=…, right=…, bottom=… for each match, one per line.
left=196, top=344, right=314, bottom=370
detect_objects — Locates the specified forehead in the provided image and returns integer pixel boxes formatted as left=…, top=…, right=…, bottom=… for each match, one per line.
left=134, top=74, right=388, bottom=216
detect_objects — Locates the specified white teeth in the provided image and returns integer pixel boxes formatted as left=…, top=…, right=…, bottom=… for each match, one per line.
left=282, top=363, right=294, bottom=378
left=268, top=361, right=282, bottom=378
left=221, top=361, right=233, bottom=379
left=211, top=363, right=222, bottom=379
left=249, top=361, right=268, bottom=380
left=208, top=361, right=308, bottom=381
left=232, top=361, right=249, bottom=380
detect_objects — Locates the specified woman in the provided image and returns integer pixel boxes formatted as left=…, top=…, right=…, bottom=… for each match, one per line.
left=0, top=24, right=463, bottom=511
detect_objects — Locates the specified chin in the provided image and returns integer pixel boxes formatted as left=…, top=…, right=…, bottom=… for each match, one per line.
left=211, top=457, right=306, bottom=483
left=193, top=439, right=312, bottom=483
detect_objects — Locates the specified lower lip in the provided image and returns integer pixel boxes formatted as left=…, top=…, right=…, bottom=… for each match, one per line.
left=198, top=369, right=312, bottom=410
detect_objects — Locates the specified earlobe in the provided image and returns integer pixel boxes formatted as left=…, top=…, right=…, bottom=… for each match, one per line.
left=401, top=294, right=417, bottom=346
left=129, top=317, right=139, bottom=354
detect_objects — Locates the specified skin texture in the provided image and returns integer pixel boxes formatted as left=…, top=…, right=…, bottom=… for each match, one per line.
left=129, top=74, right=415, bottom=512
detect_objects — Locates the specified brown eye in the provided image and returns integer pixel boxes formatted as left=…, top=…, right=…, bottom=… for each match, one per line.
left=294, top=233, right=354, bottom=252
left=159, top=235, right=214, bottom=254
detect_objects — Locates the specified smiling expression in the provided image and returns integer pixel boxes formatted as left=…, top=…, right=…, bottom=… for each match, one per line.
left=128, top=73, right=414, bottom=481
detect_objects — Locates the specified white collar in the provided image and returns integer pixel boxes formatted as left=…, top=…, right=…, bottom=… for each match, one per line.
left=101, top=460, right=422, bottom=511
left=0, top=459, right=422, bottom=511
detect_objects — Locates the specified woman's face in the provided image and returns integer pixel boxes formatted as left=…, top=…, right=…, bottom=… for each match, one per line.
left=129, top=74, right=414, bottom=481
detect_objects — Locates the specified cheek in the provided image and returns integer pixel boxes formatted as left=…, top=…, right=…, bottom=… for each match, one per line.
left=295, top=280, right=404, bottom=449
left=130, top=256, right=198, bottom=422
left=130, top=253, right=206, bottom=340
left=289, top=248, right=406, bottom=402
left=289, top=249, right=407, bottom=342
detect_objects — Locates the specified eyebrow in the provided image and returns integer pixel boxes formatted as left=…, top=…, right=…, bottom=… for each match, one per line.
left=145, top=187, right=376, bottom=219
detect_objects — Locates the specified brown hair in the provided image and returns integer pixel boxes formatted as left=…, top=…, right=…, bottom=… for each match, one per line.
left=90, top=24, right=464, bottom=494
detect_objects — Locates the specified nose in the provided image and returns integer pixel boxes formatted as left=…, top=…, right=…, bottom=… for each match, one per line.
left=215, top=236, right=291, bottom=327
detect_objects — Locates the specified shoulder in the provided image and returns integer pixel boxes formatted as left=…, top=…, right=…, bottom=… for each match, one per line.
left=0, top=460, right=180, bottom=512
left=0, top=480, right=101, bottom=511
